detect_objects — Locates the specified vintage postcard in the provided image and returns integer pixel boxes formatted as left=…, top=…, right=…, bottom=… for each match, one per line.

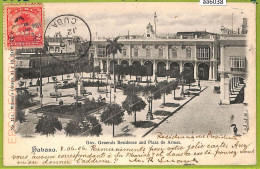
left=2, top=2, right=256, bottom=166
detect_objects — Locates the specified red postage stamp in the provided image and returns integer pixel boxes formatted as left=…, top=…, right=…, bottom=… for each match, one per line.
left=4, top=4, right=44, bottom=49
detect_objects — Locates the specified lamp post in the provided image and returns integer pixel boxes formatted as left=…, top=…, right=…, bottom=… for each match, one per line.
left=180, top=76, right=185, bottom=97
left=97, top=74, right=100, bottom=92
left=146, top=92, right=154, bottom=120
left=198, top=75, right=201, bottom=91
left=113, top=55, right=116, bottom=92
left=40, top=52, right=43, bottom=107
left=80, top=117, right=88, bottom=134
left=100, top=70, right=103, bottom=84
left=55, top=83, right=58, bottom=101
left=110, top=83, right=112, bottom=104
left=106, top=73, right=108, bottom=98
left=155, top=69, right=158, bottom=84
left=114, top=93, right=116, bottom=103
left=75, top=79, right=78, bottom=115
left=82, top=117, right=88, bottom=127
left=35, top=49, right=43, bottom=108
left=98, top=95, right=102, bottom=114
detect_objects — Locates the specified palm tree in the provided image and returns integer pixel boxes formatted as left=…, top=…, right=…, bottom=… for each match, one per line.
left=100, top=104, right=124, bottom=137
left=106, top=37, right=123, bottom=92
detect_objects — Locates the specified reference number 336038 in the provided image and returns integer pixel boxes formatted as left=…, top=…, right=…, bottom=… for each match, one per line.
left=200, top=0, right=226, bottom=6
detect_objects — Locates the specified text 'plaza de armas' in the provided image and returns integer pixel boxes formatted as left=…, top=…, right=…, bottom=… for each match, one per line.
left=15, top=17, right=249, bottom=105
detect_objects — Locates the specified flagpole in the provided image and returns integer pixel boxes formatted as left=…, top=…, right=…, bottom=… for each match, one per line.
left=232, top=13, right=233, bottom=34
left=154, top=12, right=157, bottom=38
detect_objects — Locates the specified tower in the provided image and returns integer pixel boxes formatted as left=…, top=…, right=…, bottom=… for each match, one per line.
left=242, top=18, right=248, bottom=34
left=145, top=23, right=155, bottom=38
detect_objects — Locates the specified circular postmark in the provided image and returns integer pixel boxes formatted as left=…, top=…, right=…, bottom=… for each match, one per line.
left=44, top=14, right=92, bottom=63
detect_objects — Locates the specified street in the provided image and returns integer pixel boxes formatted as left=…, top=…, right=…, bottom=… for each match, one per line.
left=149, top=81, right=246, bottom=136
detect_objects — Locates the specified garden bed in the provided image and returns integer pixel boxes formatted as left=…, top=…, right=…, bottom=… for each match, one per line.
left=33, top=100, right=107, bottom=116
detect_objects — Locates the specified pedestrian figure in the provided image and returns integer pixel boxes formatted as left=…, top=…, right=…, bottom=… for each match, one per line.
left=36, top=87, right=39, bottom=92
left=233, top=126, right=238, bottom=136
left=59, top=99, right=63, bottom=105
left=231, top=124, right=238, bottom=136
left=218, top=100, right=222, bottom=105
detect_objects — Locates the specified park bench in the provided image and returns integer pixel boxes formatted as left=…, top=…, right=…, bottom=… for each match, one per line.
left=50, top=92, right=62, bottom=97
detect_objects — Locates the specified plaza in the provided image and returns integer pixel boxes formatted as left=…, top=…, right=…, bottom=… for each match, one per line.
left=14, top=17, right=249, bottom=138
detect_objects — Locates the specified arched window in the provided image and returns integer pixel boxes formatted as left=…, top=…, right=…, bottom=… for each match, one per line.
left=55, top=47, right=60, bottom=53
left=49, top=47, right=54, bottom=52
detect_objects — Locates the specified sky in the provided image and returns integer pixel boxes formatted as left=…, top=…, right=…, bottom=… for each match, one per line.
left=44, top=2, right=255, bottom=39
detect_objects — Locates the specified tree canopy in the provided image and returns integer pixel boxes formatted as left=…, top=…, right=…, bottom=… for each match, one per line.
left=101, top=104, right=124, bottom=126
left=35, top=115, right=62, bottom=136
left=122, top=94, right=146, bottom=116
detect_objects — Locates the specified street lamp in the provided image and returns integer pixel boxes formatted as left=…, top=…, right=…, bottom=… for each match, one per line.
left=100, top=70, right=103, bottom=84
left=79, top=117, right=88, bottom=134
left=82, top=117, right=88, bottom=127
left=113, top=57, right=116, bottom=92
left=35, top=49, right=43, bottom=108
left=154, top=69, right=158, bottom=84
left=197, top=75, right=201, bottom=91
left=180, top=76, right=185, bottom=97
left=98, top=95, right=102, bottom=113
left=114, top=93, right=116, bottom=103
left=109, top=83, right=112, bottom=104
left=146, top=92, right=154, bottom=120
left=75, top=79, right=79, bottom=115
left=106, top=73, right=108, bottom=98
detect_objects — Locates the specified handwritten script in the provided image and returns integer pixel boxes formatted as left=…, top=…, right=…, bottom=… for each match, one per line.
left=10, top=132, right=255, bottom=165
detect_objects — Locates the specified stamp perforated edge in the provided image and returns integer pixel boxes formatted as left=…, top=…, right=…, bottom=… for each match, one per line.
left=3, top=3, right=45, bottom=50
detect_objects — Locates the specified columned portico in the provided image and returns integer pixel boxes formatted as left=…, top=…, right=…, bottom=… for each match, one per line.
left=140, top=60, right=144, bottom=65
left=194, top=62, right=197, bottom=79
left=106, top=59, right=110, bottom=74
left=244, top=79, right=249, bottom=104
left=153, top=61, right=156, bottom=80
left=209, top=62, right=212, bottom=80
left=100, top=60, right=103, bottom=73
left=220, top=73, right=230, bottom=104
left=180, top=61, right=183, bottom=72
left=212, top=62, right=217, bottom=80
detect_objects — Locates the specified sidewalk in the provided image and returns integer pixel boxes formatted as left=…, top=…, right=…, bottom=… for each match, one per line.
left=97, top=83, right=206, bottom=137
left=148, top=81, right=246, bottom=136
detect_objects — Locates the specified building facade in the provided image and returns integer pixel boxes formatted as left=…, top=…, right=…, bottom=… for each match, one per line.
left=218, top=34, right=247, bottom=104
left=15, top=20, right=248, bottom=105
left=92, top=28, right=219, bottom=82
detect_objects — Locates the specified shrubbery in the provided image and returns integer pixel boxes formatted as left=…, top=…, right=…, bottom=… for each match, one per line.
left=57, top=80, right=107, bottom=89
left=35, top=115, right=62, bottom=136
left=35, top=97, right=106, bottom=116
left=65, top=115, right=102, bottom=137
